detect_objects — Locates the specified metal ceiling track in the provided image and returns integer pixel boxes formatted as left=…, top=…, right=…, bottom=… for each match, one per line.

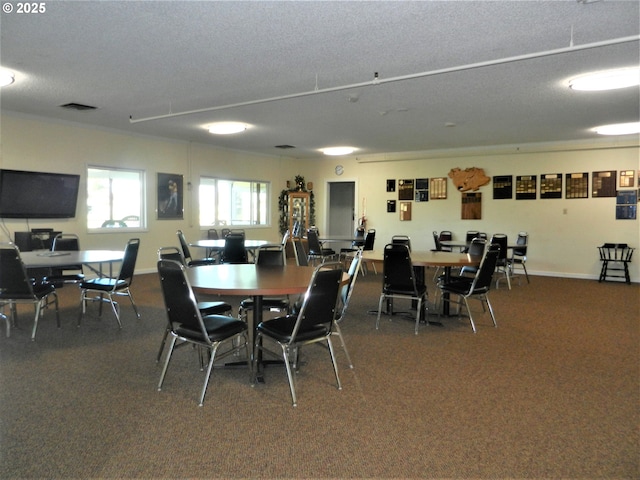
left=129, top=35, right=639, bottom=124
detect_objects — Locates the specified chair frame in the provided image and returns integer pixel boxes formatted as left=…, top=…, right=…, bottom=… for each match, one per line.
left=333, top=249, right=363, bottom=368
left=376, top=243, right=428, bottom=335
left=598, top=243, right=634, bottom=284
left=78, top=238, right=141, bottom=329
left=156, top=259, right=249, bottom=406
left=306, top=228, right=336, bottom=265
left=44, top=233, right=85, bottom=286
left=0, top=242, right=60, bottom=340
left=491, top=233, right=511, bottom=290
left=436, top=243, right=500, bottom=333
left=177, top=229, right=216, bottom=266
left=253, top=262, right=344, bottom=406
left=510, top=232, right=530, bottom=284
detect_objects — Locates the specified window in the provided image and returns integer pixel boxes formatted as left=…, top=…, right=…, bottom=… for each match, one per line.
left=87, top=167, right=145, bottom=230
left=199, top=178, right=269, bottom=227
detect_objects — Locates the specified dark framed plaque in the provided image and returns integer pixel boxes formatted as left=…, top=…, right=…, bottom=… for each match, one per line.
left=398, top=179, right=414, bottom=200
left=430, top=177, right=447, bottom=199
left=540, top=173, right=562, bottom=199
left=492, top=175, right=512, bottom=199
left=566, top=172, right=588, bottom=199
left=415, top=178, right=429, bottom=202
left=386, top=179, right=396, bottom=192
left=515, top=175, right=536, bottom=200
left=387, top=200, right=396, bottom=213
left=592, top=170, right=617, bottom=197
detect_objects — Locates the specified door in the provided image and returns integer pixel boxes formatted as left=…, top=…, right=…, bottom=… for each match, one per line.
left=328, top=182, right=356, bottom=241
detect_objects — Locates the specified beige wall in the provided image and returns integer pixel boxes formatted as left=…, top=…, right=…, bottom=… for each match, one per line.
left=1, top=112, right=638, bottom=281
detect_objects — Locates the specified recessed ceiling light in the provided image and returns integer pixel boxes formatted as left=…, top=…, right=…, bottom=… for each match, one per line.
left=207, top=122, right=248, bottom=134
left=320, top=146, right=356, bottom=156
left=593, top=122, right=640, bottom=136
left=0, top=69, right=15, bottom=87
left=568, top=67, right=640, bottom=91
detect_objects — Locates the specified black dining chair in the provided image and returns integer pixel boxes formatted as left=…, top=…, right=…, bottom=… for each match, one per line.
left=156, top=259, right=249, bottom=406
left=220, top=233, right=248, bottom=264
left=78, top=238, right=141, bottom=329
left=177, top=230, right=216, bottom=266
left=43, top=233, right=85, bottom=287
left=253, top=262, right=344, bottom=406
left=491, top=233, right=511, bottom=289
left=0, top=242, right=60, bottom=341
left=306, top=228, right=336, bottom=265
left=376, top=243, right=428, bottom=335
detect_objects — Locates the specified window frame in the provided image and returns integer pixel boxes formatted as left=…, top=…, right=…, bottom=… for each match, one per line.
left=198, top=176, right=270, bottom=228
left=86, top=165, right=147, bottom=233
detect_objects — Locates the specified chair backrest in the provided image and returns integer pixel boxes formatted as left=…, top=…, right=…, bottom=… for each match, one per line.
left=157, top=259, right=210, bottom=344
left=0, top=243, right=36, bottom=298
left=382, top=243, right=419, bottom=294
left=281, top=229, right=290, bottom=246
left=439, top=231, right=453, bottom=241
left=465, top=231, right=480, bottom=242
left=337, top=249, right=362, bottom=320
left=514, top=232, right=528, bottom=256
left=469, top=243, right=501, bottom=294
left=306, top=228, right=323, bottom=255
left=432, top=231, right=443, bottom=251
left=52, top=233, right=80, bottom=252
left=220, top=228, right=231, bottom=238
left=256, top=244, right=285, bottom=266
left=490, top=234, right=508, bottom=261
left=467, top=237, right=487, bottom=257
left=176, top=230, right=193, bottom=261
left=363, top=229, right=376, bottom=251
left=293, top=237, right=309, bottom=266
left=290, top=262, right=343, bottom=342
left=221, top=233, right=247, bottom=263
left=352, top=226, right=366, bottom=247
left=157, top=246, right=185, bottom=265
left=391, top=235, right=411, bottom=251
left=207, top=229, right=219, bottom=240
left=117, top=238, right=140, bottom=286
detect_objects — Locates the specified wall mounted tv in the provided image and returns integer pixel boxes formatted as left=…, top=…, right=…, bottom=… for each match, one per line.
left=0, top=169, right=81, bottom=218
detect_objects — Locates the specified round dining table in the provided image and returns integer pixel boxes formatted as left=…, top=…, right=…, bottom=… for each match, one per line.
left=187, top=263, right=347, bottom=379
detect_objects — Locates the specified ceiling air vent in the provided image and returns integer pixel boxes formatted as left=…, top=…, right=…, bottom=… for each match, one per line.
left=60, top=102, right=97, bottom=111
left=275, top=145, right=296, bottom=149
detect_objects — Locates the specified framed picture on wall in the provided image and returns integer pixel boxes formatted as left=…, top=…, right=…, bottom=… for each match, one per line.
left=157, top=172, right=184, bottom=219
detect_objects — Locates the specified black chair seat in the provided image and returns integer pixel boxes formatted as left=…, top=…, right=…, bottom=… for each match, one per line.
left=439, top=278, right=475, bottom=295
left=44, top=273, right=85, bottom=286
left=384, top=284, right=427, bottom=296
left=197, top=301, right=232, bottom=316
left=79, top=277, right=127, bottom=291
left=257, top=315, right=329, bottom=343
left=175, top=314, right=246, bottom=342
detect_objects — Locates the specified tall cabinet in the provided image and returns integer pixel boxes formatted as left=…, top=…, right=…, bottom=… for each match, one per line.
left=286, top=191, right=310, bottom=236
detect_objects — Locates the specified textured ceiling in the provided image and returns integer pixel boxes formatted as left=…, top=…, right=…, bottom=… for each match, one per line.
left=1, top=0, right=638, bottom=160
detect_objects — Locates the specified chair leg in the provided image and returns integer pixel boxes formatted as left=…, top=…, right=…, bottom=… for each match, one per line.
left=31, top=302, right=42, bottom=341
left=485, top=295, right=497, bottom=328
left=326, top=337, right=342, bottom=392
left=156, top=327, right=169, bottom=363
left=198, top=343, right=219, bottom=407
left=158, top=334, right=178, bottom=391
left=462, top=297, right=477, bottom=333
left=414, top=298, right=423, bottom=335
left=125, top=289, right=141, bottom=319
left=375, top=294, right=385, bottom=330
left=0, top=311, right=9, bottom=338
left=332, top=324, right=353, bottom=368
left=282, top=344, right=298, bottom=407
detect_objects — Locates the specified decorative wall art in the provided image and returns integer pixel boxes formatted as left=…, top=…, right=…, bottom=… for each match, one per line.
left=540, top=173, right=562, bottom=199
left=592, top=170, right=617, bottom=197
left=566, top=172, right=588, bottom=199
left=415, top=178, right=429, bottom=202
left=461, top=193, right=482, bottom=219
left=399, top=201, right=412, bottom=221
left=492, top=175, right=512, bottom=199
left=398, top=179, right=414, bottom=200
left=430, top=177, right=447, bottom=199
left=515, top=175, right=537, bottom=200
left=448, top=167, right=491, bottom=192
left=157, top=173, right=183, bottom=219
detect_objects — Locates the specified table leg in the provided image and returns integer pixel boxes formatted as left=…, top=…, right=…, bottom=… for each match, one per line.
left=251, top=295, right=264, bottom=383
left=442, top=266, right=452, bottom=317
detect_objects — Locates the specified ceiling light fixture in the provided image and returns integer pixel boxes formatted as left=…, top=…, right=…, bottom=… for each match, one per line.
left=593, top=122, right=640, bottom=136
left=568, top=67, right=640, bottom=91
left=321, top=146, right=356, bottom=156
left=207, top=122, right=248, bottom=134
left=0, top=70, right=15, bottom=87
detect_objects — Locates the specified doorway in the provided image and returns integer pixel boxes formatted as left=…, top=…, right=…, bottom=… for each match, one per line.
left=327, top=181, right=356, bottom=239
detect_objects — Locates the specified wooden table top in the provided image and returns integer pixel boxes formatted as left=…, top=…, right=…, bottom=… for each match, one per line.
left=363, top=250, right=481, bottom=268
left=187, top=264, right=336, bottom=296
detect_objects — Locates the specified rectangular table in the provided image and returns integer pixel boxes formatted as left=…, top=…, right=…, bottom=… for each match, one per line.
left=21, top=250, right=124, bottom=277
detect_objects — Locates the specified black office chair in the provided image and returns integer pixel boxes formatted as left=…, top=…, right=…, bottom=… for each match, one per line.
left=333, top=249, right=363, bottom=369
left=156, top=259, right=249, bottom=406
left=156, top=247, right=233, bottom=362
left=78, top=238, right=141, bottom=329
left=220, top=233, right=248, bottom=264
left=376, top=243, right=428, bottom=335
left=306, top=228, right=336, bottom=265
left=436, top=243, right=500, bottom=333
left=238, top=244, right=290, bottom=324
left=0, top=243, right=60, bottom=341
left=177, top=230, right=216, bottom=266
left=43, top=233, right=85, bottom=287
left=253, top=262, right=344, bottom=406
left=339, top=226, right=366, bottom=263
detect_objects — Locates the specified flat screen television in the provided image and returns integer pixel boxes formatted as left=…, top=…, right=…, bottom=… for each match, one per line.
left=0, top=169, right=81, bottom=218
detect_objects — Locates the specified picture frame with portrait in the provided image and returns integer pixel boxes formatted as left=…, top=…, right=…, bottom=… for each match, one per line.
left=157, top=173, right=183, bottom=219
